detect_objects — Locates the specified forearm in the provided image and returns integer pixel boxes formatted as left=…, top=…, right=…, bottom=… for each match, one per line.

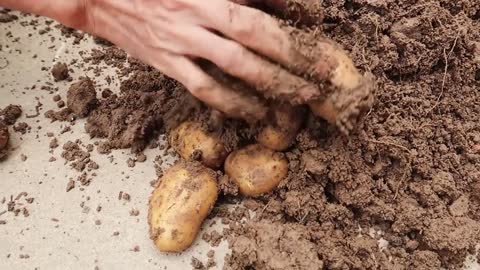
left=0, top=0, right=89, bottom=30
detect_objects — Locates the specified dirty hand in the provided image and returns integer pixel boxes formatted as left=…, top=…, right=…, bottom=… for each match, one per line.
left=2, top=0, right=372, bottom=129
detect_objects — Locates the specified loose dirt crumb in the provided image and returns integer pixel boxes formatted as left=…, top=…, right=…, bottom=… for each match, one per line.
left=1, top=105, right=22, bottom=125
left=0, top=121, right=9, bottom=159
left=67, top=78, right=97, bottom=118
left=66, top=180, right=75, bottom=192
left=51, top=62, right=70, bottom=81
left=13, top=122, right=30, bottom=134
left=129, top=209, right=140, bottom=216
left=190, top=257, right=205, bottom=270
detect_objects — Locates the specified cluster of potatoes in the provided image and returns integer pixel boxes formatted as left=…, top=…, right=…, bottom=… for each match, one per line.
left=148, top=104, right=304, bottom=252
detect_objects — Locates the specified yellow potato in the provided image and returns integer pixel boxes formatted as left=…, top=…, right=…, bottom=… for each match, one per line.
left=225, top=144, right=288, bottom=197
left=169, top=121, right=228, bottom=168
left=148, top=161, right=218, bottom=252
left=257, top=104, right=304, bottom=151
left=307, top=40, right=374, bottom=134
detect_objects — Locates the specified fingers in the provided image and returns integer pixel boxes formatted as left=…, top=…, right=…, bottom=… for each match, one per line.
left=193, top=0, right=319, bottom=79
left=233, top=0, right=323, bottom=26
left=174, top=24, right=320, bottom=103
left=84, top=1, right=269, bottom=122
left=153, top=53, right=268, bottom=122
left=195, top=1, right=293, bottom=68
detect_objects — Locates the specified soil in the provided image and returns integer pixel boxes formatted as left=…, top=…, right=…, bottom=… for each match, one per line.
left=0, top=104, right=22, bottom=160
left=1, top=104, right=22, bottom=125
left=0, top=121, right=9, bottom=159
left=1, top=0, right=479, bottom=269
left=221, top=1, right=479, bottom=269
left=67, top=77, right=98, bottom=118
left=51, top=62, right=70, bottom=81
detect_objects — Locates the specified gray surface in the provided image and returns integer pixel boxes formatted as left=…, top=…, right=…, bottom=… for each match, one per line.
left=0, top=13, right=227, bottom=270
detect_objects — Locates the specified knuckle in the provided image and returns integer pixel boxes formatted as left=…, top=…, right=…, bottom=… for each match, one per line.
left=219, top=42, right=244, bottom=71
left=229, top=6, right=262, bottom=40
left=188, top=76, right=212, bottom=97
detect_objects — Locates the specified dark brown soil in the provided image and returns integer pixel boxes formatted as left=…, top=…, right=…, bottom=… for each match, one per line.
left=0, top=121, right=9, bottom=159
left=0, top=104, right=22, bottom=160
left=67, top=77, right=98, bottom=118
left=85, top=68, right=194, bottom=153
left=222, top=1, right=480, bottom=269
left=1, top=104, right=22, bottom=125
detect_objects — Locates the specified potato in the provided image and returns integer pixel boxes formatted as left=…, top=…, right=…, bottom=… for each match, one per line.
left=225, top=144, right=288, bottom=197
left=307, top=40, right=374, bottom=134
left=169, top=121, right=228, bottom=168
left=148, top=161, right=218, bottom=252
left=257, top=104, right=304, bottom=151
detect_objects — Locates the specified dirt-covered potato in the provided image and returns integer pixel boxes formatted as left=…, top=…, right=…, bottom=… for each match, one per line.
left=307, top=41, right=374, bottom=134
left=169, top=121, right=228, bottom=168
left=225, top=144, right=288, bottom=197
left=148, top=161, right=218, bottom=252
left=257, top=104, right=304, bottom=151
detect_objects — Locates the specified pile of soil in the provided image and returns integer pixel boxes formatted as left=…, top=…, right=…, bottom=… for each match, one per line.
left=77, top=1, right=478, bottom=269
left=2, top=0, right=480, bottom=269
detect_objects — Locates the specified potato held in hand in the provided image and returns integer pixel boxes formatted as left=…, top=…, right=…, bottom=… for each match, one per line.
left=307, top=40, right=374, bottom=134
left=257, top=104, right=304, bottom=151
left=225, top=144, right=288, bottom=197
left=169, top=121, right=228, bottom=168
left=148, top=161, right=218, bottom=252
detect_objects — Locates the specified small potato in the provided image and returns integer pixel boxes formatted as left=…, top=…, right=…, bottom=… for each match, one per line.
left=307, top=41, right=374, bottom=134
left=257, top=104, right=304, bottom=151
left=148, top=161, right=218, bottom=252
left=169, top=121, right=228, bottom=168
left=225, top=144, right=288, bottom=197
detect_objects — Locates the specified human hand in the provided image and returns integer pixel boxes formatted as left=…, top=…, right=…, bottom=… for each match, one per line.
left=2, top=0, right=373, bottom=132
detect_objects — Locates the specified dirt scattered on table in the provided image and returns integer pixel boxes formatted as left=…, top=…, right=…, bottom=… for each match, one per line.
left=67, top=77, right=98, bottom=118
left=1, top=104, right=22, bottom=125
left=0, top=193, right=35, bottom=220
left=0, top=121, right=9, bottom=159
left=13, top=122, right=30, bottom=134
left=51, top=62, right=70, bottom=81
left=0, top=10, right=18, bottom=23
left=84, top=69, right=191, bottom=153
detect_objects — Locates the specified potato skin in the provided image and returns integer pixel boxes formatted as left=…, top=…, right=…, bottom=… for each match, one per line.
left=225, top=144, right=288, bottom=197
left=257, top=104, right=304, bottom=151
left=148, top=161, right=218, bottom=252
left=169, top=121, right=228, bottom=168
left=307, top=40, right=374, bottom=134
